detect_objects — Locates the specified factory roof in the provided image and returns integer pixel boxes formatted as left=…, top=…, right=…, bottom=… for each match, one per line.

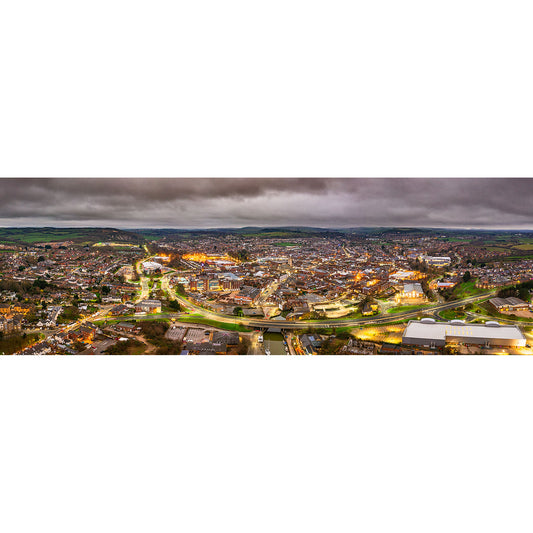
left=142, top=261, right=163, bottom=269
left=403, top=282, right=423, bottom=293
left=403, top=319, right=525, bottom=342
left=489, top=297, right=528, bottom=307
left=137, top=299, right=161, bottom=306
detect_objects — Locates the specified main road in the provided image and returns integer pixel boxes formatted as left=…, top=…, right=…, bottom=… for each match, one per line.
left=161, top=271, right=497, bottom=330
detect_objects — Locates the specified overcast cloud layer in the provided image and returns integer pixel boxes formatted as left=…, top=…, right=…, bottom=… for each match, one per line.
left=0, top=178, right=531, bottom=229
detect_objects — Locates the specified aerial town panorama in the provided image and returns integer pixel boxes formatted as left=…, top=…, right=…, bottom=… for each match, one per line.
left=0, top=178, right=532, bottom=355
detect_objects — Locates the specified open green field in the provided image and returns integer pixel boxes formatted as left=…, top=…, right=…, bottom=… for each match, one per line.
left=452, top=280, right=486, bottom=299
left=135, top=233, right=165, bottom=241
left=274, top=242, right=301, bottom=247
left=104, top=339, right=147, bottom=355
left=176, top=315, right=252, bottom=332
left=0, top=227, right=145, bottom=245
left=387, top=304, right=432, bottom=314
left=94, top=318, right=135, bottom=326
left=485, top=246, right=510, bottom=252
left=439, top=309, right=467, bottom=320
left=242, top=231, right=300, bottom=238
left=0, top=228, right=89, bottom=243
left=499, top=255, right=533, bottom=262
left=460, top=236, right=533, bottom=259
left=94, top=316, right=172, bottom=327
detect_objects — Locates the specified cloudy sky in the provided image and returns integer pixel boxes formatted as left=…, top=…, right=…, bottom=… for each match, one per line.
left=0, top=178, right=531, bottom=229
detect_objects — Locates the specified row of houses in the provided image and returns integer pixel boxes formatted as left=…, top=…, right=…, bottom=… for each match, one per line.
left=0, top=315, right=22, bottom=334
left=0, top=302, right=33, bottom=316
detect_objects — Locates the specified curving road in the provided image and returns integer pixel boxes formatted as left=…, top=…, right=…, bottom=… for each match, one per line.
left=161, top=272, right=497, bottom=329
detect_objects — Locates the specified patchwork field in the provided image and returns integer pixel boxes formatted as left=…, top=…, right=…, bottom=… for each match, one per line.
left=0, top=228, right=88, bottom=243
left=0, top=227, right=145, bottom=244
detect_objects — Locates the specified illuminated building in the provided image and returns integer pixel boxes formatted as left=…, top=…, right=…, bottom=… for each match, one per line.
left=13, top=303, right=32, bottom=315
left=421, top=256, right=451, bottom=267
left=153, top=255, right=171, bottom=263
left=0, top=316, right=21, bottom=334
left=395, top=283, right=426, bottom=303
left=221, top=279, right=242, bottom=290
left=233, top=286, right=261, bottom=305
left=142, top=261, right=163, bottom=273
left=208, top=278, right=220, bottom=291
left=402, top=319, right=526, bottom=348
left=183, top=253, right=209, bottom=263
left=135, top=299, right=162, bottom=313
left=489, top=297, right=530, bottom=313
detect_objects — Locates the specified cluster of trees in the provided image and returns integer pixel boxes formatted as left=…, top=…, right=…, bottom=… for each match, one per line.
left=139, top=321, right=182, bottom=354
left=357, top=295, right=380, bottom=313
left=167, top=254, right=183, bottom=269
left=230, top=337, right=251, bottom=355
left=129, top=259, right=140, bottom=281
left=0, top=278, right=53, bottom=299
left=167, top=300, right=181, bottom=312
left=465, top=258, right=486, bottom=267
left=58, top=306, right=80, bottom=323
left=301, top=310, right=327, bottom=320
left=438, top=287, right=456, bottom=301
left=229, top=249, right=250, bottom=262
left=407, top=258, right=441, bottom=276
left=318, top=336, right=346, bottom=355
left=104, top=338, right=146, bottom=355
left=0, top=332, right=40, bottom=355
left=420, top=278, right=437, bottom=302
left=175, top=283, right=187, bottom=296
left=497, top=280, right=533, bottom=301
left=438, top=272, right=475, bottom=301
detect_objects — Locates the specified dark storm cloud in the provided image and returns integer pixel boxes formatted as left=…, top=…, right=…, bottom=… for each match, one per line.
left=0, top=178, right=531, bottom=229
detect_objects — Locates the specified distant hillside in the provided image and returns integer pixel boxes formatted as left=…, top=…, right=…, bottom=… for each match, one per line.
left=134, top=226, right=346, bottom=240
left=0, top=227, right=145, bottom=245
left=2, top=226, right=530, bottom=245
left=135, top=226, right=476, bottom=240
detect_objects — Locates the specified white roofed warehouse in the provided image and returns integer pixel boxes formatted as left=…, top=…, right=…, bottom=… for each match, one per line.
left=402, top=318, right=526, bottom=349
left=142, top=261, right=163, bottom=273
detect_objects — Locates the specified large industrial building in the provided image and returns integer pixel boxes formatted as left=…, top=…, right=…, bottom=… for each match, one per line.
left=489, top=297, right=530, bottom=313
left=402, top=318, right=526, bottom=348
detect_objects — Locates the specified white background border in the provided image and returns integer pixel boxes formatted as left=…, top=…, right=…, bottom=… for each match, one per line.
left=1, top=1, right=533, bottom=532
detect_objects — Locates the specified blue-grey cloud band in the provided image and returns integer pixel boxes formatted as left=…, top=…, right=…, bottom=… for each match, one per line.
left=0, top=178, right=531, bottom=229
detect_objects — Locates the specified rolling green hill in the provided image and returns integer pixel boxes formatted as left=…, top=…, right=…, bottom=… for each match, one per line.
left=0, top=227, right=145, bottom=245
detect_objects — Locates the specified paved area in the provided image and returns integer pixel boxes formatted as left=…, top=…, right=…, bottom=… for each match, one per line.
left=165, top=326, right=187, bottom=341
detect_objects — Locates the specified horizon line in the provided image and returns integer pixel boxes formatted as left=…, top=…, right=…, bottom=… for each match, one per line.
left=0, top=224, right=532, bottom=232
